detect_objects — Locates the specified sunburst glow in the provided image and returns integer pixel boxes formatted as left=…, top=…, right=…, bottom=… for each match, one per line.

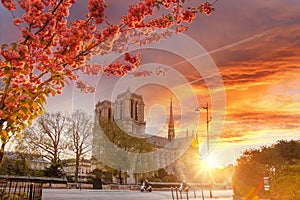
left=203, top=156, right=218, bottom=169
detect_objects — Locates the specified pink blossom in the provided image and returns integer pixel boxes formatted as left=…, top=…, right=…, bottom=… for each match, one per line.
left=14, top=18, right=24, bottom=26
left=1, top=0, right=16, bottom=10
left=181, top=10, right=196, bottom=23
left=199, top=2, right=215, bottom=16
left=176, top=25, right=188, bottom=33
left=89, top=0, right=106, bottom=24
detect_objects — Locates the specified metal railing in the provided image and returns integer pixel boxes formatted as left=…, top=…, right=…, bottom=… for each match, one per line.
left=170, top=187, right=192, bottom=200
left=0, top=180, right=42, bottom=200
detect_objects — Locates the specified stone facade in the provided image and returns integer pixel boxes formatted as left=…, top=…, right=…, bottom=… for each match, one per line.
left=64, top=159, right=92, bottom=183
left=92, top=89, right=194, bottom=184
left=94, top=88, right=146, bottom=135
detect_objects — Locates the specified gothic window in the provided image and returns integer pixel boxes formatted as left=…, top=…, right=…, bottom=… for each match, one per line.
left=135, top=102, right=138, bottom=121
left=108, top=107, right=111, bottom=120
left=130, top=100, right=134, bottom=118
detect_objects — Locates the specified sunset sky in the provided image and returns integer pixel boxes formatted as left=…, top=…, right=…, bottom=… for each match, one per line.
left=1, top=0, right=299, bottom=167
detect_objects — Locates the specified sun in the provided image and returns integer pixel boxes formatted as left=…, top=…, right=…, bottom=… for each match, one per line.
left=202, top=156, right=219, bottom=170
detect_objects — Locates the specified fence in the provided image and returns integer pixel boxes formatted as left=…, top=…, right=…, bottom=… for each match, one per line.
left=171, top=187, right=207, bottom=200
left=0, top=175, right=67, bottom=199
left=0, top=180, right=42, bottom=200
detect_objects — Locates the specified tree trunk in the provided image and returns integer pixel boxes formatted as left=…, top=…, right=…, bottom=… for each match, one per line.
left=53, top=148, right=58, bottom=166
left=119, top=170, right=122, bottom=184
left=0, top=142, right=6, bottom=165
left=75, top=154, right=80, bottom=183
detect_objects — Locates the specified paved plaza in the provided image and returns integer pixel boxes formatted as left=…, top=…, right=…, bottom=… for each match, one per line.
left=42, top=189, right=233, bottom=200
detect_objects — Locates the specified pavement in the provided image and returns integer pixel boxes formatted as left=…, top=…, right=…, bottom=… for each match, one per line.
left=42, top=189, right=234, bottom=200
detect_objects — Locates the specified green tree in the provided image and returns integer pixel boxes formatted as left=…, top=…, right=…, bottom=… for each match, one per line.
left=44, top=163, right=65, bottom=178
left=270, top=165, right=300, bottom=200
left=94, top=118, right=154, bottom=184
left=162, top=174, right=179, bottom=182
left=232, top=140, right=300, bottom=199
left=98, top=119, right=153, bottom=152
left=157, top=168, right=168, bottom=180
left=232, top=150, right=265, bottom=199
left=0, top=157, right=30, bottom=176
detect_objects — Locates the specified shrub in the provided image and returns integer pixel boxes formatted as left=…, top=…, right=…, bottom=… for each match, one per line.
left=270, top=165, right=300, bottom=200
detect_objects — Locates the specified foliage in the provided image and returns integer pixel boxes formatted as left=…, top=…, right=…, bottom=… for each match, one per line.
left=87, top=168, right=103, bottom=184
left=157, top=168, right=169, bottom=180
left=147, top=168, right=179, bottom=182
left=29, top=169, right=45, bottom=177
left=232, top=140, right=300, bottom=199
left=0, top=155, right=45, bottom=177
left=66, top=175, right=74, bottom=182
left=93, top=118, right=156, bottom=183
left=87, top=167, right=113, bottom=184
left=101, top=169, right=114, bottom=184
left=162, top=174, right=179, bottom=182
left=232, top=156, right=265, bottom=199
left=0, top=191, right=31, bottom=200
left=92, top=168, right=104, bottom=179
left=0, top=157, right=30, bottom=176
left=43, top=163, right=65, bottom=178
left=269, top=165, right=300, bottom=200
left=98, top=118, right=154, bottom=153
left=149, top=168, right=168, bottom=182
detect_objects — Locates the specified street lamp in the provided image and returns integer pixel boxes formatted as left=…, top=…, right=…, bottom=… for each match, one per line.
left=195, top=102, right=211, bottom=153
left=195, top=102, right=213, bottom=198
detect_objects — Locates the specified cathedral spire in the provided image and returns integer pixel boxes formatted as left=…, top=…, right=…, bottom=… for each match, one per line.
left=169, top=97, right=174, bottom=124
left=168, top=97, right=175, bottom=141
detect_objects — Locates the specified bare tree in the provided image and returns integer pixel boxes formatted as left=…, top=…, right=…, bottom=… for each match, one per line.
left=67, top=110, right=92, bottom=183
left=17, top=112, right=69, bottom=177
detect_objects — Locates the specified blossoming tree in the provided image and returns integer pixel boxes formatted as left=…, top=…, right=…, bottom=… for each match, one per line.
left=0, top=0, right=214, bottom=163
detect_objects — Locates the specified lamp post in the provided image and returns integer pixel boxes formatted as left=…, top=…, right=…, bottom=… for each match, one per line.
left=195, top=102, right=212, bottom=198
left=195, top=102, right=211, bottom=153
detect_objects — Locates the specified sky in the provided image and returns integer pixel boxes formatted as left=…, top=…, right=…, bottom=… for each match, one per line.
left=1, top=0, right=300, bottom=168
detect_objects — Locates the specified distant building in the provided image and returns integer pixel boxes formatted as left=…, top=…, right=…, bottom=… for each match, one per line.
left=63, top=159, right=92, bottom=183
left=29, top=157, right=51, bottom=171
left=3, top=152, right=50, bottom=171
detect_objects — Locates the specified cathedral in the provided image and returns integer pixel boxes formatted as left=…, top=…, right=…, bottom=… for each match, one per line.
left=92, top=88, right=194, bottom=184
